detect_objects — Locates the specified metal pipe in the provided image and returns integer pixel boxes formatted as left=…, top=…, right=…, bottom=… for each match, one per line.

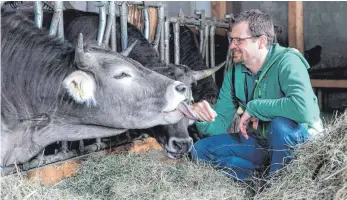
left=49, top=1, right=63, bottom=37
left=103, top=2, right=115, bottom=47
left=160, top=22, right=165, bottom=61
left=199, top=29, right=204, bottom=54
left=224, top=48, right=232, bottom=77
left=61, top=141, right=68, bottom=153
left=120, top=2, right=128, bottom=51
left=210, top=25, right=216, bottom=81
left=143, top=7, right=150, bottom=40
left=169, top=17, right=229, bottom=29
left=143, top=1, right=163, bottom=7
left=111, top=2, right=117, bottom=52
left=153, top=5, right=164, bottom=51
left=34, top=1, right=42, bottom=29
left=173, top=22, right=180, bottom=65
left=79, top=140, right=84, bottom=152
left=57, top=15, right=64, bottom=41
left=204, top=25, right=209, bottom=67
left=164, top=19, right=170, bottom=65
left=97, top=5, right=107, bottom=46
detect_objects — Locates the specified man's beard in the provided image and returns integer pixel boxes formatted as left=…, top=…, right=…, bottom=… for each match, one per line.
left=232, top=51, right=244, bottom=63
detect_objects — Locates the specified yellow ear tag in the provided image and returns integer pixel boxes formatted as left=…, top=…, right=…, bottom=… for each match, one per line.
left=79, top=90, right=84, bottom=99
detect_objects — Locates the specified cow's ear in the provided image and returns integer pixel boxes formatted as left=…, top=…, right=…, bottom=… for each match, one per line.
left=63, top=70, right=97, bottom=106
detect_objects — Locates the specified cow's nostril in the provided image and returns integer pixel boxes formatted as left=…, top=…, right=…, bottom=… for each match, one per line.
left=175, top=83, right=187, bottom=94
left=173, top=140, right=183, bottom=151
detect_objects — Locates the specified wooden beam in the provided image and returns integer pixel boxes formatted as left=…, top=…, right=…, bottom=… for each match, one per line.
left=211, top=1, right=227, bottom=36
left=148, top=7, right=158, bottom=43
left=311, top=79, right=347, bottom=88
left=288, top=1, right=304, bottom=53
left=211, top=1, right=226, bottom=19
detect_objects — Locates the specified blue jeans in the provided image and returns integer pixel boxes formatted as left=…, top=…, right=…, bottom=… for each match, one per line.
left=191, top=117, right=310, bottom=181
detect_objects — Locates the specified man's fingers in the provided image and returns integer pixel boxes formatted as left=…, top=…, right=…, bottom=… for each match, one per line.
left=197, top=111, right=211, bottom=122
left=251, top=117, right=259, bottom=130
left=240, top=126, right=249, bottom=140
left=201, top=100, right=216, bottom=121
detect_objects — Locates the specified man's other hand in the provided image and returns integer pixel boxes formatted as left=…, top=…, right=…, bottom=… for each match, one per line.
left=239, top=110, right=259, bottom=140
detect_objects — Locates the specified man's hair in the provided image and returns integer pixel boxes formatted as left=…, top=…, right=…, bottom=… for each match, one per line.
left=233, top=9, right=275, bottom=47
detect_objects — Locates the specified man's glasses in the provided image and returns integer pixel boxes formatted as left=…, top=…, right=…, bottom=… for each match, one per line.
left=228, top=36, right=256, bottom=46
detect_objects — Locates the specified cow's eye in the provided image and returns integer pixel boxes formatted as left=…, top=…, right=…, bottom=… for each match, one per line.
left=113, top=72, right=131, bottom=79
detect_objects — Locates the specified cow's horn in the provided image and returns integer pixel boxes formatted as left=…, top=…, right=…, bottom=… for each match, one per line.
left=75, top=33, right=92, bottom=69
left=120, top=40, right=137, bottom=57
left=192, top=61, right=226, bottom=81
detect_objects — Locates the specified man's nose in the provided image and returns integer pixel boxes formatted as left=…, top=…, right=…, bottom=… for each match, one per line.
left=229, top=40, right=237, bottom=49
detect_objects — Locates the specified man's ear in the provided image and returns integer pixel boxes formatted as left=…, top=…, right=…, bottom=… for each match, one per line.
left=63, top=70, right=97, bottom=106
left=258, top=35, right=268, bottom=49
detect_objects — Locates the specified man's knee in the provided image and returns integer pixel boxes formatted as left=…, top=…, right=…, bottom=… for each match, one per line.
left=190, top=139, right=210, bottom=161
left=268, top=117, right=296, bottom=139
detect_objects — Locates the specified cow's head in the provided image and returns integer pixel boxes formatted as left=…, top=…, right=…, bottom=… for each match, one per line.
left=62, top=34, right=189, bottom=129
left=150, top=62, right=225, bottom=158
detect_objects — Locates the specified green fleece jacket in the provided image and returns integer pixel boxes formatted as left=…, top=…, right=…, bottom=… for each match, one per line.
left=196, top=43, right=323, bottom=137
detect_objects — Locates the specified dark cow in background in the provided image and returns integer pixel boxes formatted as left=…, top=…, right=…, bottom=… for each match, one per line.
left=1, top=10, right=190, bottom=166
left=16, top=8, right=223, bottom=158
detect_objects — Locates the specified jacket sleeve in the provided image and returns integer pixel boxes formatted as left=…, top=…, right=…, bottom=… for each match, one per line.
left=195, top=67, right=238, bottom=136
left=246, top=53, right=316, bottom=123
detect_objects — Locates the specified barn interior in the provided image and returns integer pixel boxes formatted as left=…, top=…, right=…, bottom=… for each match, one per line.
left=1, top=1, right=347, bottom=199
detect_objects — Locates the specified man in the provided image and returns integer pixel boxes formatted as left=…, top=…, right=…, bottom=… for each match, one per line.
left=189, top=9, right=323, bottom=181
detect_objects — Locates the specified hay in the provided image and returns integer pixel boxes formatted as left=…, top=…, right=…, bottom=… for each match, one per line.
left=2, top=111, right=346, bottom=200
left=1, top=151, right=252, bottom=200
left=254, top=110, right=347, bottom=200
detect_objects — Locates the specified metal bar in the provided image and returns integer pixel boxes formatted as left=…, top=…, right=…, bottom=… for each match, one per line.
left=199, top=30, right=204, bottom=54
left=210, top=25, right=216, bottom=81
left=97, top=5, right=107, bottom=46
left=164, top=19, right=170, bottom=65
left=120, top=2, right=128, bottom=51
left=49, top=2, right=62, bottom=37
left=111, top=2, right=117, bottom=52
left=96, top=138, right=102, bottom=149
left=143, top=7, right=150, bottom=40
left=153, top=5, right=164, bottom=52
left=117, top=1, right=163, bottom=7
left=103, top=2, right=115, bottom=47
left=34, top=1, right=42, bottom=29
left=169, top=17, right=229, bottom=29
left=173, top=22, right=180, bottom=65
left=57, top=8, right=64, bottom=41
left=79, top=140, right=84, bottom=152
left=224, top=48, right=232, bottom=77
left=160, top=22, right=165, bottom=62
left=204, top=25, right=209, bottom=67
left=61, top=141, right=68, bottom=153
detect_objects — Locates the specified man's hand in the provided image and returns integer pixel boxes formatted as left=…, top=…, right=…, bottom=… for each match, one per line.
left=238, top=110, right=259, bottom=140
left=190, top=100, right=217, bottom=122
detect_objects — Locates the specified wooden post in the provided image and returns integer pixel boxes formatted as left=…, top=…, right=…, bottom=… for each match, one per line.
left=211, top=1, right=226, bottom=19
left=211, top=1, right=227, bottom=36
left=288, top=1, right=304, bottom=53
left=148, top=7, right=158, bottom=43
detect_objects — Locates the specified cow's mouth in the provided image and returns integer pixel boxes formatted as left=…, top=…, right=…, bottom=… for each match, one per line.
left=163, top=101, right=197, bottom=120
left=176, top=102, right=198, bottom=120
left=166, top=150, right=184, bottom=159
